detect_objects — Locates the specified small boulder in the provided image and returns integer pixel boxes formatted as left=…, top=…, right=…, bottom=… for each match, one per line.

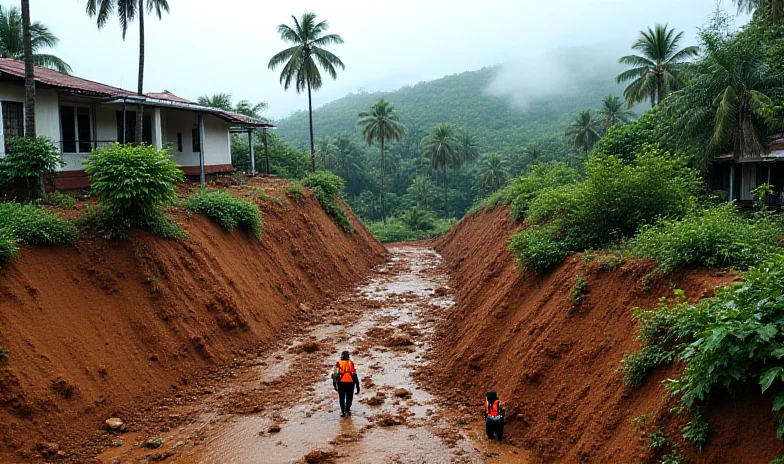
left=105, top=417, right=124, bottom=431
left=145, top=437, right=165, bottom=449
left=394, top=388, right=411, bottom=398
left=267, top=424, right=282, bottom=434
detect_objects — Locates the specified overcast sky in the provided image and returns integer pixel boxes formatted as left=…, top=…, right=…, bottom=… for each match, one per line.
left=22, top=0, right=743, bottom=119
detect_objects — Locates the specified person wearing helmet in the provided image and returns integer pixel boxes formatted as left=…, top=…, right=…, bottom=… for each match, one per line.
left=332, top=350, right=360, bottom=417
left=483, top=389, right=505, bottom=442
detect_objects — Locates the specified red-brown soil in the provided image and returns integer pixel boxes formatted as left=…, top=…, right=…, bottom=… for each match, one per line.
left=429, top=206, right=784, bottom=463
left=0, top=177, right=387, bottom=462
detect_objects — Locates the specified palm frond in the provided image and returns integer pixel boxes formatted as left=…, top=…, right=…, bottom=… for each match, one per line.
left=32, top=54, right=72, bottom=74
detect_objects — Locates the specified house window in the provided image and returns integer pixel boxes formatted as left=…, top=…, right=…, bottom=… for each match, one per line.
left=2, top=101, right=23, bottom=152
left=177, top=132, right=183, bottom=152
left=192, top=127, right=201, bottom=152
left=115, top=110, right=153, bottom=145
left=59, top=106, right=93, bottom=153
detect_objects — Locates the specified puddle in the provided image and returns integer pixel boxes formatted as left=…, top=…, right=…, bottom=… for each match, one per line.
left=98, top=246, right=525, bottom=464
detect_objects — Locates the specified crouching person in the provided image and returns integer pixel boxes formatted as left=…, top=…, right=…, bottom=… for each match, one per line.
left=484, top=390, right=505, bottom=442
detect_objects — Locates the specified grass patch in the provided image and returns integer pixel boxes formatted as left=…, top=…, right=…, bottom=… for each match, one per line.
left=0, top=228, right=19, bottom=262
left=630, top=203, right=780, bottom=273
left=47, top=191, right=77, bottom=209
left=287, top=181, right=304, bottom=202
left=185, top=189, right=263, bottom=239
left=0, top=202, right=77, bottom=246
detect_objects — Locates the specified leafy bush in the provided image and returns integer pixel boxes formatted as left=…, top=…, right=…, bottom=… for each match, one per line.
left=47, top=191, right=77, bottom=209
left=185, top=190, right=263, bottom=239
left=511, top=150, right=702, bottom=272
left=630, top=203, right=781, bottom=273
left=0, top=136, right=63, bottom=199
left=84, top=144, right=184, bottom=229
left=626, top=256, right=784, bottom=442
left=0, top=228, right=19, bottom=261
left=303, top=171, right=353, bottom=233
left=287, top=181, right=304, bottom=202
left=570, top=274, right=588, bottom=310
left=0, top=202, right=77, bottom=246
left=368, top=217, right=454, bottom=243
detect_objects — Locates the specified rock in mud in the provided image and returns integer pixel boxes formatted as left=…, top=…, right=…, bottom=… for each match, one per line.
left=299, top=341, right=320, bottom=353
left=387, top=334, right=414, bottom=347
left=394, top=388, right=411, bottom=398
left=35, top=442, right=59, bottom=456
left=104, top=417, right=124, bottom=431
left=375, top=412, right=406, bottom=427
left=366, top=392, right=385, bottom=406
left=145, top=437, right=165, bottom=449
left=267, top=424, right=282, bottom=434
left=304, top=449, right=338, bottom=463
left=432, top=286, right=449, bottom=297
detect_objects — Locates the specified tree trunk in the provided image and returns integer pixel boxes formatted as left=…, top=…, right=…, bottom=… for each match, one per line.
left=380, top=133, right=386, bottom=225
left=307, top=79, right=316, bottom=172
left=21, top=0, right=35, bottom=138
left=443, top=157, right=448, bottom=219
left=135, top=0, right=145, bottom=144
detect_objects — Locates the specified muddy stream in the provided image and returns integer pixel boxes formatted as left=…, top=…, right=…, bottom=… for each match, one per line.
left=100, top=246, right=525, bottom=464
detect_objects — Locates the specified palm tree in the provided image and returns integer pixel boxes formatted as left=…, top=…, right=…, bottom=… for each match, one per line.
left=457, top=131, right=480, bottom=165
left=20, top=0, right=34, bottom=138
left=734, top=0, right=784, bottom=23
left=316, top=137, right=336, bottom=169
left=599, top=95, right=636, bottom=132
left=268, top=13, right=344, bottom=172
left=667, top=23, right=784, bottom=166
left=616, top=24, right=698, bottom=108
left=0, top=6, right=71, bottom=74
left=197, top=93, right=233, bottom=110
left=408, top=176, right=433, bottom=209
left=565, top=110, right=602, bottom=152
left=334, top=135, right=361, bottom=181
left=478, top=153, right=510, bottom=192
left=401, top=208, right=428, bottom=231
left=422, top=123, right=461, bottom=218
left=358, top=98, right=405, bottom=224
left=87, top=0, right=170, bottom=143
left=235, top=100, right=267, bottom=119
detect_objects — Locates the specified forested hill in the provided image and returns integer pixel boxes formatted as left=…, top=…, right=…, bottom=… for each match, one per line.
left=273, top=65, right=622, bottom=154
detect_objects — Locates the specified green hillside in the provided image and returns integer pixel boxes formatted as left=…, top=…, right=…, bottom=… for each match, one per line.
left=273, top=65, right=623, bottom=154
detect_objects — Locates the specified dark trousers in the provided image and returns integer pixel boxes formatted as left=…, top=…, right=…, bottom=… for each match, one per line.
left=338, top=382, right=355, bottom=413
left=486, top=417, right=504, bottom=442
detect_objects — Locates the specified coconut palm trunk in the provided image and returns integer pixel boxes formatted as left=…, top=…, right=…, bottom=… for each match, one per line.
left=443, top=157, right=448, bottom=219
left=21, top=0, right=35, bottom=138
left=380, top=132, right=386, bottom=224
left=307, top=78, right=315, bottom=171
left=135, top=0, right=144, bottom=144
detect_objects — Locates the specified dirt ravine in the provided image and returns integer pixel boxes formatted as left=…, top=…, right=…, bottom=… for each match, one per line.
left=99, top=246, right=523, bottom=464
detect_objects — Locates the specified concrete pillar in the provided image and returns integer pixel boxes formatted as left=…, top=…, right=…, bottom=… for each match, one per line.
left=152, top=107, right=163, bottom=150
left=198, top=113, right=206, bottom=187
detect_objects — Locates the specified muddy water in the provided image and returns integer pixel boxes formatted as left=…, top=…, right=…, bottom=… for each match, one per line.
left=100, top=246, right=524, bottom=464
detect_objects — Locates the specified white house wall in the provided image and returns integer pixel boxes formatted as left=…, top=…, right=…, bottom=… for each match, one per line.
left=163, top=109, right=231, bottom=167
left=0, top=82, right=60, bottom=147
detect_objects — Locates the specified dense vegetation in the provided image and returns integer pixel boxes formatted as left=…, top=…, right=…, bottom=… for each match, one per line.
left=185, top=189, right=263, bottom=239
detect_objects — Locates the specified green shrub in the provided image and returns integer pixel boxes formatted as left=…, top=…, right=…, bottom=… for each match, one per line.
left=0, top=203, right=77, bottom=246
left=627, top=256, right=784, bottom=443
left=368, top=217, right=454, bottom=243
left=84, top=144, right=184, bottom=229
left=682, top=410, right=710, bottom=452
left=0, top=228, right=19, bottom=261
left=47, top=191, right=77, bottom=209
left=509, top=224, right=572, bottom=273
left=302, top=171, right=353, bottom=233
left=649, top=428, right=668, bottom=450
left=186, top=189, right=263, bottom=239
left=0, top=136, right=63, bottom=199
left=0, top=345, right=8, bottom=364
left=570, top=274, right=588, bottom=310
left=287, top=182, right=304, bottom=202
left=630, top=203, right=780, bottom=273
left=512, top=150, right=701, bottom=272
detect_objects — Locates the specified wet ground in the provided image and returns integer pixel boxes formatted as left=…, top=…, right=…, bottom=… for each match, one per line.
left=99, top=246, right=525, bottom=464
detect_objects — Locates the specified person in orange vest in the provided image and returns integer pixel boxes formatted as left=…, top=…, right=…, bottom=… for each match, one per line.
left=332, top=350, right=360, bottom=417
left=484, top=390, right=505, bottom=442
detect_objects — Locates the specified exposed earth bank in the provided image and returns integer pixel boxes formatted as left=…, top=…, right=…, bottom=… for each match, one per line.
left=0, top=178, right=387, bottom=462
left=429, top=206, right=784, bottom=463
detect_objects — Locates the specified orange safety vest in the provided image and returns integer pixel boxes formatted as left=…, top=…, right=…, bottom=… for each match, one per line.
left=486, top=398, right=501, bottom=417
left=336, top=360, right=355, bottom=383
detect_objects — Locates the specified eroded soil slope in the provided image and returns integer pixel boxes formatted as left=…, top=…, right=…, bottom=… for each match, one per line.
left=430, top=207, right=784, bottom=463
left=0, top=178, right=387, bottom=461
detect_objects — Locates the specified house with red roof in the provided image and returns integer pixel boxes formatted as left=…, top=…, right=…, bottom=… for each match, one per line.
left=0, top=59, right=272, bottom=189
